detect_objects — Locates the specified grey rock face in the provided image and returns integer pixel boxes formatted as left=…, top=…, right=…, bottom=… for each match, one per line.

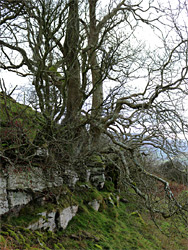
left=0, top=164, right=73, bottom=216
left=0, top=160, right=106, bottom=216
left=27, top=206, right=78, bottom=231
left=107, top=196, right=114, bottom=206
left=47, top=211, right=57, bottom=231
left=90, top=167, right=105, bottom=189
left=27, top=211, right=57, bottom=232
left=8, top=165, right=46, bottom=192
left=8, top=191, right=32, bottom=207
left=64, top=170, right=79, bottom=188
left=0, top=174, right=9, bottom=215
left=88, top=199, right=100, bottom=211
left=28, top=211, right=48, bottom=231
left=59, top=205, right=78, bottom=229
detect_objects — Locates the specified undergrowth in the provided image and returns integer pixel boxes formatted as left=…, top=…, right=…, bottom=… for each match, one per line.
left=0, top=185, right=188, bottom=250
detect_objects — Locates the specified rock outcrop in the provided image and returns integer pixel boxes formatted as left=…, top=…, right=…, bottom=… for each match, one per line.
left=0, top=162, right=105, bottom=217
left=0, top=164, right=64, bottom=216
left=27, top=205, right=79, bottom=231
left=88, top=199, right=101, bottom=211
left=58, top=205, right=78, bottom=229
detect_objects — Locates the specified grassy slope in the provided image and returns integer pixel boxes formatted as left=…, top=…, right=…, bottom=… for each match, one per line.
left=0, top=92, right=42, bottom=143
left=0, top=185, right=188, bottom=250
left=0, top=92, right=36, bottom=125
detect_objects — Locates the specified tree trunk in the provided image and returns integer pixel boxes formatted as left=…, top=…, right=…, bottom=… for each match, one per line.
left=63, top=0, right=82, bottom=122
left=88, top=0, right=103, bottom=145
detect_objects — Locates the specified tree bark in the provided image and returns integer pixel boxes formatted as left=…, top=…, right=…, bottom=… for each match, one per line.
left=88, top=0, right=103, bottom=144
left=63, top=0, right=82, bottom=122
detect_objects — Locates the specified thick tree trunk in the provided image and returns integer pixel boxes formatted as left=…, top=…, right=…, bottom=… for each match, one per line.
left=63, top=0, right=82, bottom=122
left=88, top=0, right=103, bottom=145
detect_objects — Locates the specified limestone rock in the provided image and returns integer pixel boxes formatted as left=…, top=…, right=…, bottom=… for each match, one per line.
left=0, top=164, right=79, bottom=217
left=59, top=205, right=78, bottom=229
left=27, top=211, right=57, bottom=232
left=0, top=174, right=9, bottom=215
left=35, top=148, right=49, bottom=157
left=64, top=170, right=79, bottom=187
left=85, top=169, right=91, bottom=183
left=46, top=211, right=57, bottom=231
left=27, top=212, right=47, bottom=231
left=7, top=165, right=46, bottom=192
left=44, top=169, right=64, bottom=188
left=0, top=158, right=108, bottom=218
left=27, top=218, right=44, bottom=231
left=27, top=206, right=79, bottom=231
left=107, top=196, right=114, bottom=206
left=88, top=199, right=100, bottom=211
left=90, top=167, right=105, bottom=189
left=8, top=191, right=32, bottom=208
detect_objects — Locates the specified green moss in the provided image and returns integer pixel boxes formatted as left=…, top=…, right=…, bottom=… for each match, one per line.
left=25, top=243, right=31, bottom=248
left=160, top=221, right=170, bottom=232
left=78, top=203, right=90, bottom=214
left=7, top=229, right=20, bottom=242
left=95, top=244, right=103, bottom=249
left=0, top=235, right=6, bottom=244
left=74, top=186, right=103, bottom=205
left=90, top=190, right=103, bottom=202
left=54, top=243, right=65, bottom=249
left=0, top=92, right=44, bottom=149
left=54, top=243, right=59, bottom=249
left=88, top=154, right=105, bottom=168
left=103, top=181, right=115, bottom=192
left=18, top=232, right=26, bottom=244
left=0, top=231, right=9, bottom=236
left=130, top=211, right=146, bottom=225
left=90, top=154, right=103, bottom=163
left=35, top=231, right=43, bottom=238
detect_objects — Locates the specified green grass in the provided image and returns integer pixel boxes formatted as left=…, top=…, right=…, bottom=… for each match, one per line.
left=0, top=92, right=43, bottom=145
left=1, top=185, right=188, bottom=250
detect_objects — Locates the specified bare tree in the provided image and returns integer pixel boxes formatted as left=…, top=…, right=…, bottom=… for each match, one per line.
left=0, top=0, right=25, bottom=26
left=0, top=0, right=188, bottom=227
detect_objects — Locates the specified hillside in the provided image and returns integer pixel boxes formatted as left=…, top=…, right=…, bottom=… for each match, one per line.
left=0, top=93, right=188, bottom=250
left=0, top=92, right=42, bottom=140
left=0, top=182, right=188, bottom=250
